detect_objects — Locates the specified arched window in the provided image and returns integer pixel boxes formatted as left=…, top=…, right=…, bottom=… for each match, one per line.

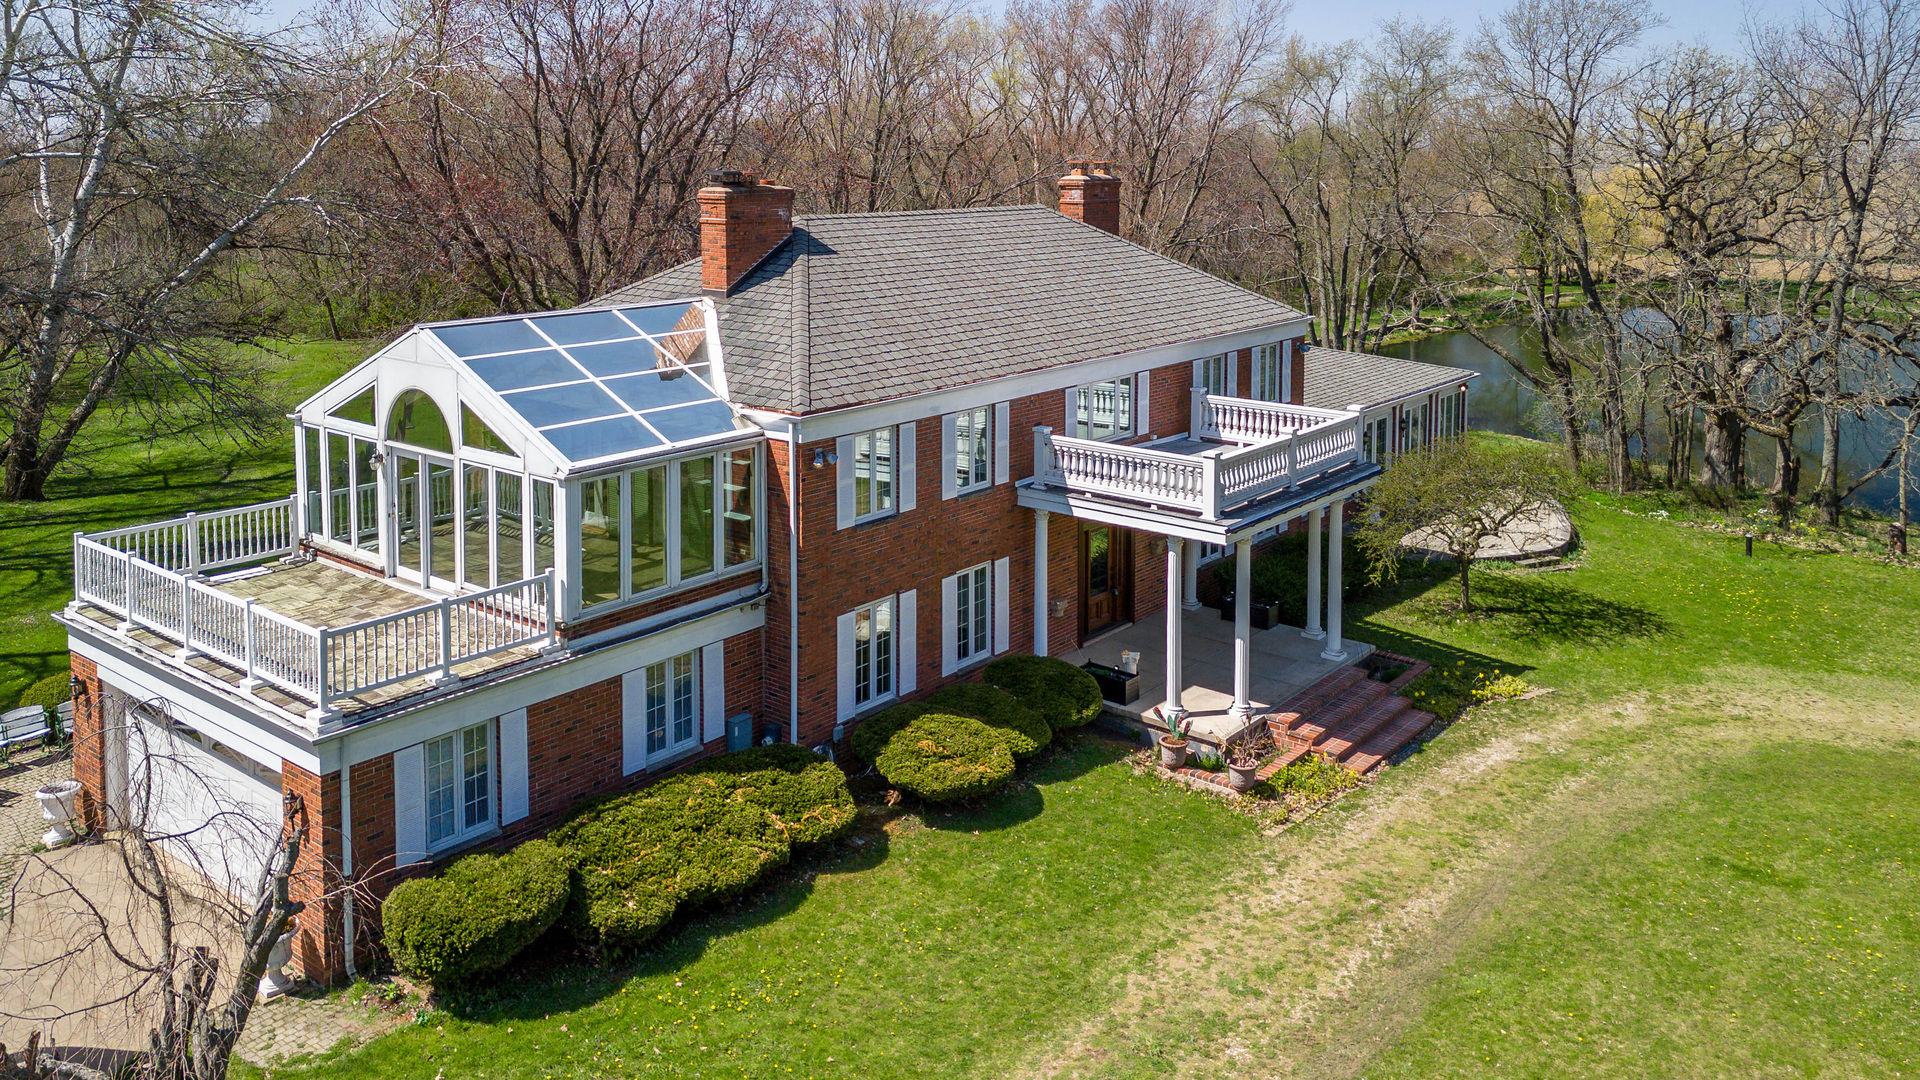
left=386, top=389, right=453, bottom=453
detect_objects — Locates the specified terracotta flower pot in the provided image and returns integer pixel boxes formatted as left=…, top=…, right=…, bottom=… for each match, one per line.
left=1227, top=763, right=1259, bottom=792
left=1158, top=736, right=1189, bottom=769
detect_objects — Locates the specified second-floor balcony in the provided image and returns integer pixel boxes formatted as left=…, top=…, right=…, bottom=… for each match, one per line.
left=68, top=498, right=556, bottom=726
left=1030, top=393, right=1366, bottom=522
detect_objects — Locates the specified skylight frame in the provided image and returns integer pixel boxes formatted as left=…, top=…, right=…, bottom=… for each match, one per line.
left=418, top=300, right=745, bottom=473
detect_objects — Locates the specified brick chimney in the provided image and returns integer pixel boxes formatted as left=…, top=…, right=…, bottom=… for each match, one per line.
left=1057, top=159, right=1121, bottom=235
left=698, top=169, right=795, bottom=294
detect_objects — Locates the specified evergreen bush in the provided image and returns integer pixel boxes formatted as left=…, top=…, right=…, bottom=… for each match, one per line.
left=982, top=655, right=1102, bottom=731
left=850, top=702, right=941, bottom=764
left=926, top=683, right=1050, bottom=759
left=15, top=672, right=69, bottom=712
left=874, top=713, right=1017, bottom=802
left=382, top=840, right=574, bottom=985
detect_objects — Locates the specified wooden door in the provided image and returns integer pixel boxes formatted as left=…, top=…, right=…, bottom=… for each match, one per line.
left=1081, top=525, right=1133, bottom=640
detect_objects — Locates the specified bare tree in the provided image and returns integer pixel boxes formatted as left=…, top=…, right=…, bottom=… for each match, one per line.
left=2, top=693, right=313, bottom=1080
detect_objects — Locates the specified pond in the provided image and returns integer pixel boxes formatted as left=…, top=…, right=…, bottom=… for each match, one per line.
left=1380, top=326, right=1910, bottom=516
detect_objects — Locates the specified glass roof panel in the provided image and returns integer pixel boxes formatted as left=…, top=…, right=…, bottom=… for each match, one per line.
left=650, top=331, right=707, bottom=367
left=464, top=350, right=583, bottom=392
left=531, top=310, right=638, bottom=346
left=641, top=401, right=741, bottom=443
left=618, top=302, right=699, bottom=338
left=602, top=370, right=717, bottom=411
left=540, top=417, right=662, bottom=461
left=565, top=339, right=666, bottom=379
left=429, top=319, right=550, bottom=357
left=500, top=382, right=624, bottom=427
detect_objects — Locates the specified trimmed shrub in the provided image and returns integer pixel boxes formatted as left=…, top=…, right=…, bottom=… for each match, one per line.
left=926, top=684, right=1050, bottom=759
left=685, top=743, right=857, bottom=845
left=850, top=702, right=942, bottom=764
left=982, top=655, right=1102, bottom=731
left=16, top=673, right=69, bottom=711
left=874, top=713, right=1017, bottom=802
left=382, top=840, right=574, bottom=985
left=550, top=745, right=856, bottom=950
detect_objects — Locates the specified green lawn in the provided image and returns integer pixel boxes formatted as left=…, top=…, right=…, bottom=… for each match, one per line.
left=0, top=338, right=366, bottom=707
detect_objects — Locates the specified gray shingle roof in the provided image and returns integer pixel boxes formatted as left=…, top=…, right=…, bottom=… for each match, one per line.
left=598, top=205, right=1304, bottom=414
left=1301, top=346, right=1476, bottom=410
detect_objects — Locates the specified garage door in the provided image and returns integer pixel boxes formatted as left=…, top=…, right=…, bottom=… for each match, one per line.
left=126, top=706, right=285, bottom=900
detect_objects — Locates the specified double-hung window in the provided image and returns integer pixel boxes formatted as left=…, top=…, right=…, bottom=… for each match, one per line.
left=425, top=722, right=493, bottom=849
left=953, top=563, right=990, bottom=666
left=644, top=652, right=699, bottom=757
left=851, top=596, right=896, bottom=708
left=953, top=407, right=991, bottom=494
left=853, top=427, right=895, bottom=520
left=1074, top=376, right=1134, bottom=441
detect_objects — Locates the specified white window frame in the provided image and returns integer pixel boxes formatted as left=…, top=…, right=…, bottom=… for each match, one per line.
left=644, top=651, right=701, bottom=760
left=851, top=596, right=897, bottom=710
left=1255, top=343, right=1285, bottom=402
left=852, top=426, right=896, bottom=522
left=952, top=407, right=991, bottom=494
left=1198, top=354, right=1231, bottom=397
left=575, top=445, right=761, bottom=612
left=424, top=721, right=494, bottom=851
left=1072, top=376, right=1136, bottom=442
left=956, top=562, right=990, bottom=666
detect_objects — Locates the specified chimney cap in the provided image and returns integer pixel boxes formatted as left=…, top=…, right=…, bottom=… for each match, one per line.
left=707, top=168, right=757, bottom=187
left=1065, top=158, right=1090, bottom=176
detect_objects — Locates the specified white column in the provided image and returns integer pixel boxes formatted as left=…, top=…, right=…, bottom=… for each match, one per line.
left=1302, top=507, right=1326, bottom=640
left=1321, top=500, right=1349, bottom=662
left=1181, top=538, right=1201, bottom=610
left=1163, top=536, right=1186, bottom=723
left=1033, top=509, right=1050, bottom=657
left=1230, top=537, right=1253, bottom=721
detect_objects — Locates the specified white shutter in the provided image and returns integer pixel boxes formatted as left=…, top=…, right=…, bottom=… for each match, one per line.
left=993, top=556, right=1011, bottom=654
left=499, top=709, right=529, bottom=826
left=940, top=573, right=958, bottom=676
left=621, top=669, right=647, bottom=774
left=702, top=641, right=726, bottom=743
left=1283, top=340, right=1294, bottom=403
left=1064, top=386, right=1077, bottom=435
left=836, top=610, right=857, bottom=722
left=1227, top=354, right=1238, bottom=397
left=897, top=589, right=918, bottom=695
left=898, top=421, right=917, bottom=512
left=940, top=413, right=959, bottom=500
left=993, top=402, right=1011, bottom=484
left=835, top=436, right=855, bottom=528
left=1135, top=371, right=1151, bottom=436
left=392, top=744, right=427, bottom=866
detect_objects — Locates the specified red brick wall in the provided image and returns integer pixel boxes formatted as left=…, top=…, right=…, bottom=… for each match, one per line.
left=68, top=655, right=106, bottom=832
left=763, top=438, right=796, bottom=738
left=1290, top=338, right=1307, bottom=405
left=699, top=180, right=794, bottom=293
left=281, top=760, right=345, bottom=984
left=522, top=674, right=624, bottom=828
left=562, top=569, right=760, bottom=641
left=1234, top=346, right=1254, bottom=399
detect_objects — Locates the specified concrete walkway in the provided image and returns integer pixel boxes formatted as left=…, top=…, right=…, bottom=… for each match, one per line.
left=0, top=747, right=71, bottom=886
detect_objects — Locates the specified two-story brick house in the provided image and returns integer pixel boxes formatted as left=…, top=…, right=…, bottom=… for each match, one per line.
left=57, top=163, right=1474, bottom=984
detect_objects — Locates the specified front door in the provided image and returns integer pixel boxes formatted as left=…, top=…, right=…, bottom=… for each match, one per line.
left=1081, top=524, right=1133, bottom=640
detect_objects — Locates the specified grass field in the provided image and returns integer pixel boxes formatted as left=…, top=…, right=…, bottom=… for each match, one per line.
left=0, top=338, right=366, bottom=707
left=8, top=394, right=1915, bottom=1079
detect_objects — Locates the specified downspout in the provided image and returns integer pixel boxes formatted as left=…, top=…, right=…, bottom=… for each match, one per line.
left=339, top=744, right=357, bottom=980
left=788, top=423, right=801, bottom=744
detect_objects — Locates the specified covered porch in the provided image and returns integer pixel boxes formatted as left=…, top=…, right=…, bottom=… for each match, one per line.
left=1058, top=609, right=1371, bottom=746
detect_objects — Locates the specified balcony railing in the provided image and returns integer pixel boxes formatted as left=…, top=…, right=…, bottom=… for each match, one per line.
left=1033, top=396, right=1364, bottom=519
left=72, top=499, right=556, bottom=718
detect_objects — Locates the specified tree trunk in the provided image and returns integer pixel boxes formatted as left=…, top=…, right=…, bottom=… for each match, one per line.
left=2, top=441, right=48, bottom=501
left=1699, top=409, right=1744, bottom=489
left=1772, top=432, right=1800, bottom=497
left=1814, top=407, right=1842, bottom=525
left=1458, top=553, right=1473, bottom=613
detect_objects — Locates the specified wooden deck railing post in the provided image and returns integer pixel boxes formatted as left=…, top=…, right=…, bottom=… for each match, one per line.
left=184, top=511, right=201, bottom=576
left=240, top=598, right=263, bottom=690
left=1032, top=426, right=1052, bottom=488
left=544, top=568, right=558, bottom=648
left=1201, top=453, right=1221, bottom=519
left=434, top=595, right=459, bottom=685
left=1286, top=433, right=1300, bottom=488
left=1189, top=385, right=1207, bottom=439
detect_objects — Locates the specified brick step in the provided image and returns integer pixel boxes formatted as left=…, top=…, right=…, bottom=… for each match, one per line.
left=1273, top=666, right=1365, bottom=722
left=1291, top=678, right=1393, bottom=747
left=1318, top=694, right=1416, bottom=762
left=1345, top=707, right=1438, bottom=774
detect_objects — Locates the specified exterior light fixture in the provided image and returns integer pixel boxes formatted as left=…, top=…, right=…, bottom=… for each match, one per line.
left=810, top=448, right=838, bottom=468
left=68, top=674, right=84, bottom=699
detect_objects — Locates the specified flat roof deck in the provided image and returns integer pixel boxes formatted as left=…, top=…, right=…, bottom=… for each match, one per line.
left=70, top=559, right=545, bottom=726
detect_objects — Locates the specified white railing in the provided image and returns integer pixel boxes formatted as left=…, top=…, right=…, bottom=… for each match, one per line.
left=73, top=510, right=556, bottom=716
left=83, top=497, right=298, bottom=575
left=1033, top=403, right=1366, bottom=519
left=1194, top=393, right=1353, bottom=445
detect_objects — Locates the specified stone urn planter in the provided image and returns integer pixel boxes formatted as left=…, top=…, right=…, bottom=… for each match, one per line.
left=1226, top=761, right=1260, bottom=792
left=1157, top=734, right=1190, bottom=769
left=258, top=929, right=296, bottom=1000
left=36, top=779, right=83, bottom=848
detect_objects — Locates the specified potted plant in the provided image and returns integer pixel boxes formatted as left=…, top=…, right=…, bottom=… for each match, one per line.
left=1081, top=660, right=1141, bottom=704
left=1216, top=590, right=1285, bottom=630
left=1158, top=716, right=1192, bottom=769
left=1226, top=741, right=1261, bottom=792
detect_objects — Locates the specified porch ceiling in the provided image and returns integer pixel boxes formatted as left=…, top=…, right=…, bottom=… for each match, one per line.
left=1015, top=459, right=1383, bottom=543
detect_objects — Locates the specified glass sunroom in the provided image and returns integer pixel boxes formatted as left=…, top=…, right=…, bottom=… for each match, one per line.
left=293, top=299, right=763, bottom=623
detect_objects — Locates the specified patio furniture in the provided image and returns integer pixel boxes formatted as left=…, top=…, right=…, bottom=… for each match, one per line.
left=1, top=704, right=51, bottom=750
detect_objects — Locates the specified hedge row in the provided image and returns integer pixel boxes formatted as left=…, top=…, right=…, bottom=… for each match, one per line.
left=382, top=744, right=855, bottom=982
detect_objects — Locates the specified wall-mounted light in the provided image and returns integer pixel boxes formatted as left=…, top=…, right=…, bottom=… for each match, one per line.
left=810, top=447, right=839, bottom=469
left=1049, top=597, right=1069, bottom=618
left=68, top=674, right=84, bottom=700
left=370, top=451, right=387, bottom=467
